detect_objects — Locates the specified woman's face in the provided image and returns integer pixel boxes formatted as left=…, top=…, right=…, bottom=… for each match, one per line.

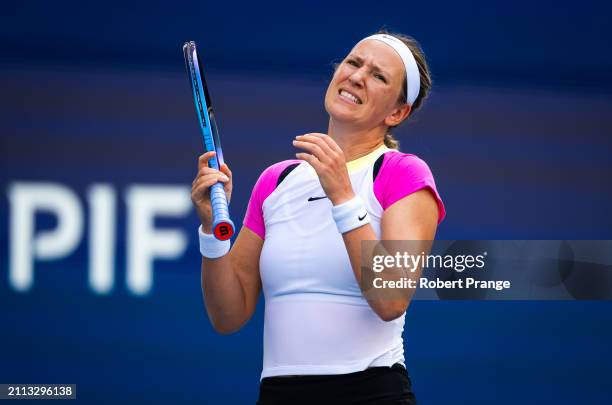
left=324, top=39, right=408, bottom=128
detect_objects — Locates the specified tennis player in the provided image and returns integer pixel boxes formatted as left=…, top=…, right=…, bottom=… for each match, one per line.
left=191, top=30, right=446, bottom=404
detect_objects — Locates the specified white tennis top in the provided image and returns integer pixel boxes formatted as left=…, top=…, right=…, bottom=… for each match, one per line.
left=243, top=144, right=445, bottom=379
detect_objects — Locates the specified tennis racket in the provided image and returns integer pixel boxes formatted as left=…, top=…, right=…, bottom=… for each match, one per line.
left=183, top=41, right=235, bottom=241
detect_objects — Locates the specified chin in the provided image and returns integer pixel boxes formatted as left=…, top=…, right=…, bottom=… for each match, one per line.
left=325, top=97, right=358, bottom=123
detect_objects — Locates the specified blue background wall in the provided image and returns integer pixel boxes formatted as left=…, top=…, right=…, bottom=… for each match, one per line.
left=1, top=1, right=611, bottom=403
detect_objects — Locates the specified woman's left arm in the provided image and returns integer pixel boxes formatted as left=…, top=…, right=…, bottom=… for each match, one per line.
left=294, top=133, right=439, bottom=321
left=293, top=133, right=439, bottom=321
left=341, top=189, right=439, bottom=321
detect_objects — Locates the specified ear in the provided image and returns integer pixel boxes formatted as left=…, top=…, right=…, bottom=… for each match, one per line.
left=384, top=104, right=411, bottom=127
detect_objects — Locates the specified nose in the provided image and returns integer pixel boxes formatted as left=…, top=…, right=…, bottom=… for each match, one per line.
left=348, top=66, right=367, bottom=87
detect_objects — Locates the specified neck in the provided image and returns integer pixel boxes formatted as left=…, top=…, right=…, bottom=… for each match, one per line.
left=328, top=118, right=386, bottom=162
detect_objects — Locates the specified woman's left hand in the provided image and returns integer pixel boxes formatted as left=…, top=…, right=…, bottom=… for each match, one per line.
left=293, top=133, right=355, bottom=205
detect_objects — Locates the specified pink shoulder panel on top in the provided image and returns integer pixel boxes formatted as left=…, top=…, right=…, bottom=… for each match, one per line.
left=373, top=151, right=446, bottom=224
left=243, top=160, right=301, bottom=240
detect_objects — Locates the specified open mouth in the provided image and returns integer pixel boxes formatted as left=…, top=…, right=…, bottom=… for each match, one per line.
left=338, top=89, right=362, bottom=104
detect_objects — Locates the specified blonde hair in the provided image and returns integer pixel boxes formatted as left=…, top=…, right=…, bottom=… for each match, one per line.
left=384, top=133, right=399, bottom=149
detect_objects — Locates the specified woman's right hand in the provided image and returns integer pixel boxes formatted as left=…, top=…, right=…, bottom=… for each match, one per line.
left=191, top=151, right=233, bottom=234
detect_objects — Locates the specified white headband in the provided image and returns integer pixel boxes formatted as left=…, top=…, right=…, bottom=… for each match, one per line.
left=357, top=34, right=421, bottom=105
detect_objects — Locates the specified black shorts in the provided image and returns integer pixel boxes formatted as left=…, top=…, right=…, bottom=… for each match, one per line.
left=256, top=363, right=416, bottom=405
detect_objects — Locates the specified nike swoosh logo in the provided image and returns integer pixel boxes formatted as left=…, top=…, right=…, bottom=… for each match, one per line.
left=307, top=196, right=328, bottom=202
left=358, top=213, right=367, bottom=221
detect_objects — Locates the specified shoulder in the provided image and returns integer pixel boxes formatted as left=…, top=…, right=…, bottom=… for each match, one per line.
left=244, top=159, right=301, bottom=240
left=375, top=150, right=446, bottom=223
left=260, top=159, right=302, bottom=179
left=255, top=159, right=302, bottom=191
left=380, top=150, right=433, bottom=177
left=250, top=159, right=302, bottom=203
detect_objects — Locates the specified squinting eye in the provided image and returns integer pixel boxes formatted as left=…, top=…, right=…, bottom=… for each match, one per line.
left=346, top=59, right=359, bottom=66
left=375, top=73, right=387, bottom=83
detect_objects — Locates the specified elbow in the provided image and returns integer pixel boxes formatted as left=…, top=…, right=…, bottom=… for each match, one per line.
left=210, top=318, right=243, bottom=335
left=212, top=323, right=241, bottom=335
left=207, top=313, right=246, bottom=335
left=375, top=301, right=409, bottom=322
left=377, top=310, right=405, bottom=322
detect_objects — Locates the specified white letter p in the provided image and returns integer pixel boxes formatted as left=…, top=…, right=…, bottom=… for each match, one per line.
left=8, top=182, right=83, bottom=291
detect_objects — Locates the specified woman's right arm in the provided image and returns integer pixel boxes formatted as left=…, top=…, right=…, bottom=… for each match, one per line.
left=200, top=228, right=262, bottom=334
left=191, top=151, right=263, bottom=334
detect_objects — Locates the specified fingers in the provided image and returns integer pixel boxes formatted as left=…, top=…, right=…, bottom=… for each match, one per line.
left=193, top=173, right=229, bottom=190
left=295, top=152, right=322, bottom=171
left=193, top=165, right=229, bottom=186
left=192, top=172, right=229, bottom=197
left=193, top=154, right=233, bottom=225
left=293, top=139, right=326, bottom=162
left=198, top=152, right=233, bottom=180
left=196, top=150, right=229, bottom=181
left=219, top=163, right=232, bottom=178
left=193, top=168, right=227, bottom=185
left=314, top=133, right=344, bottom=155
left=218, top=164, right=233, bottom=199
left=200, top=169, right=229, bottom=183
left=197, top=151, right=217, bottom=172
left=293, top=133, right=347, bottom=169
left=293, top=134, right=336, bottom=163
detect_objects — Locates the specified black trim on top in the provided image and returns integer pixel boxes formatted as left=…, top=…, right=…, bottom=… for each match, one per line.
left=373, top=153, right=386, bottom=181
left=276, top=163, right=300, bottom=188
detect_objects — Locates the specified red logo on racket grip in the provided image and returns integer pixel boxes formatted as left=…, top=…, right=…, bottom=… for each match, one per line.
left=214, top=222, right=234, bottom=240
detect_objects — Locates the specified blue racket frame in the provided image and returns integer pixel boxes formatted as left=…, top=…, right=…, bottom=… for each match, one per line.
left=183, top=41, right=235, bottom=241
